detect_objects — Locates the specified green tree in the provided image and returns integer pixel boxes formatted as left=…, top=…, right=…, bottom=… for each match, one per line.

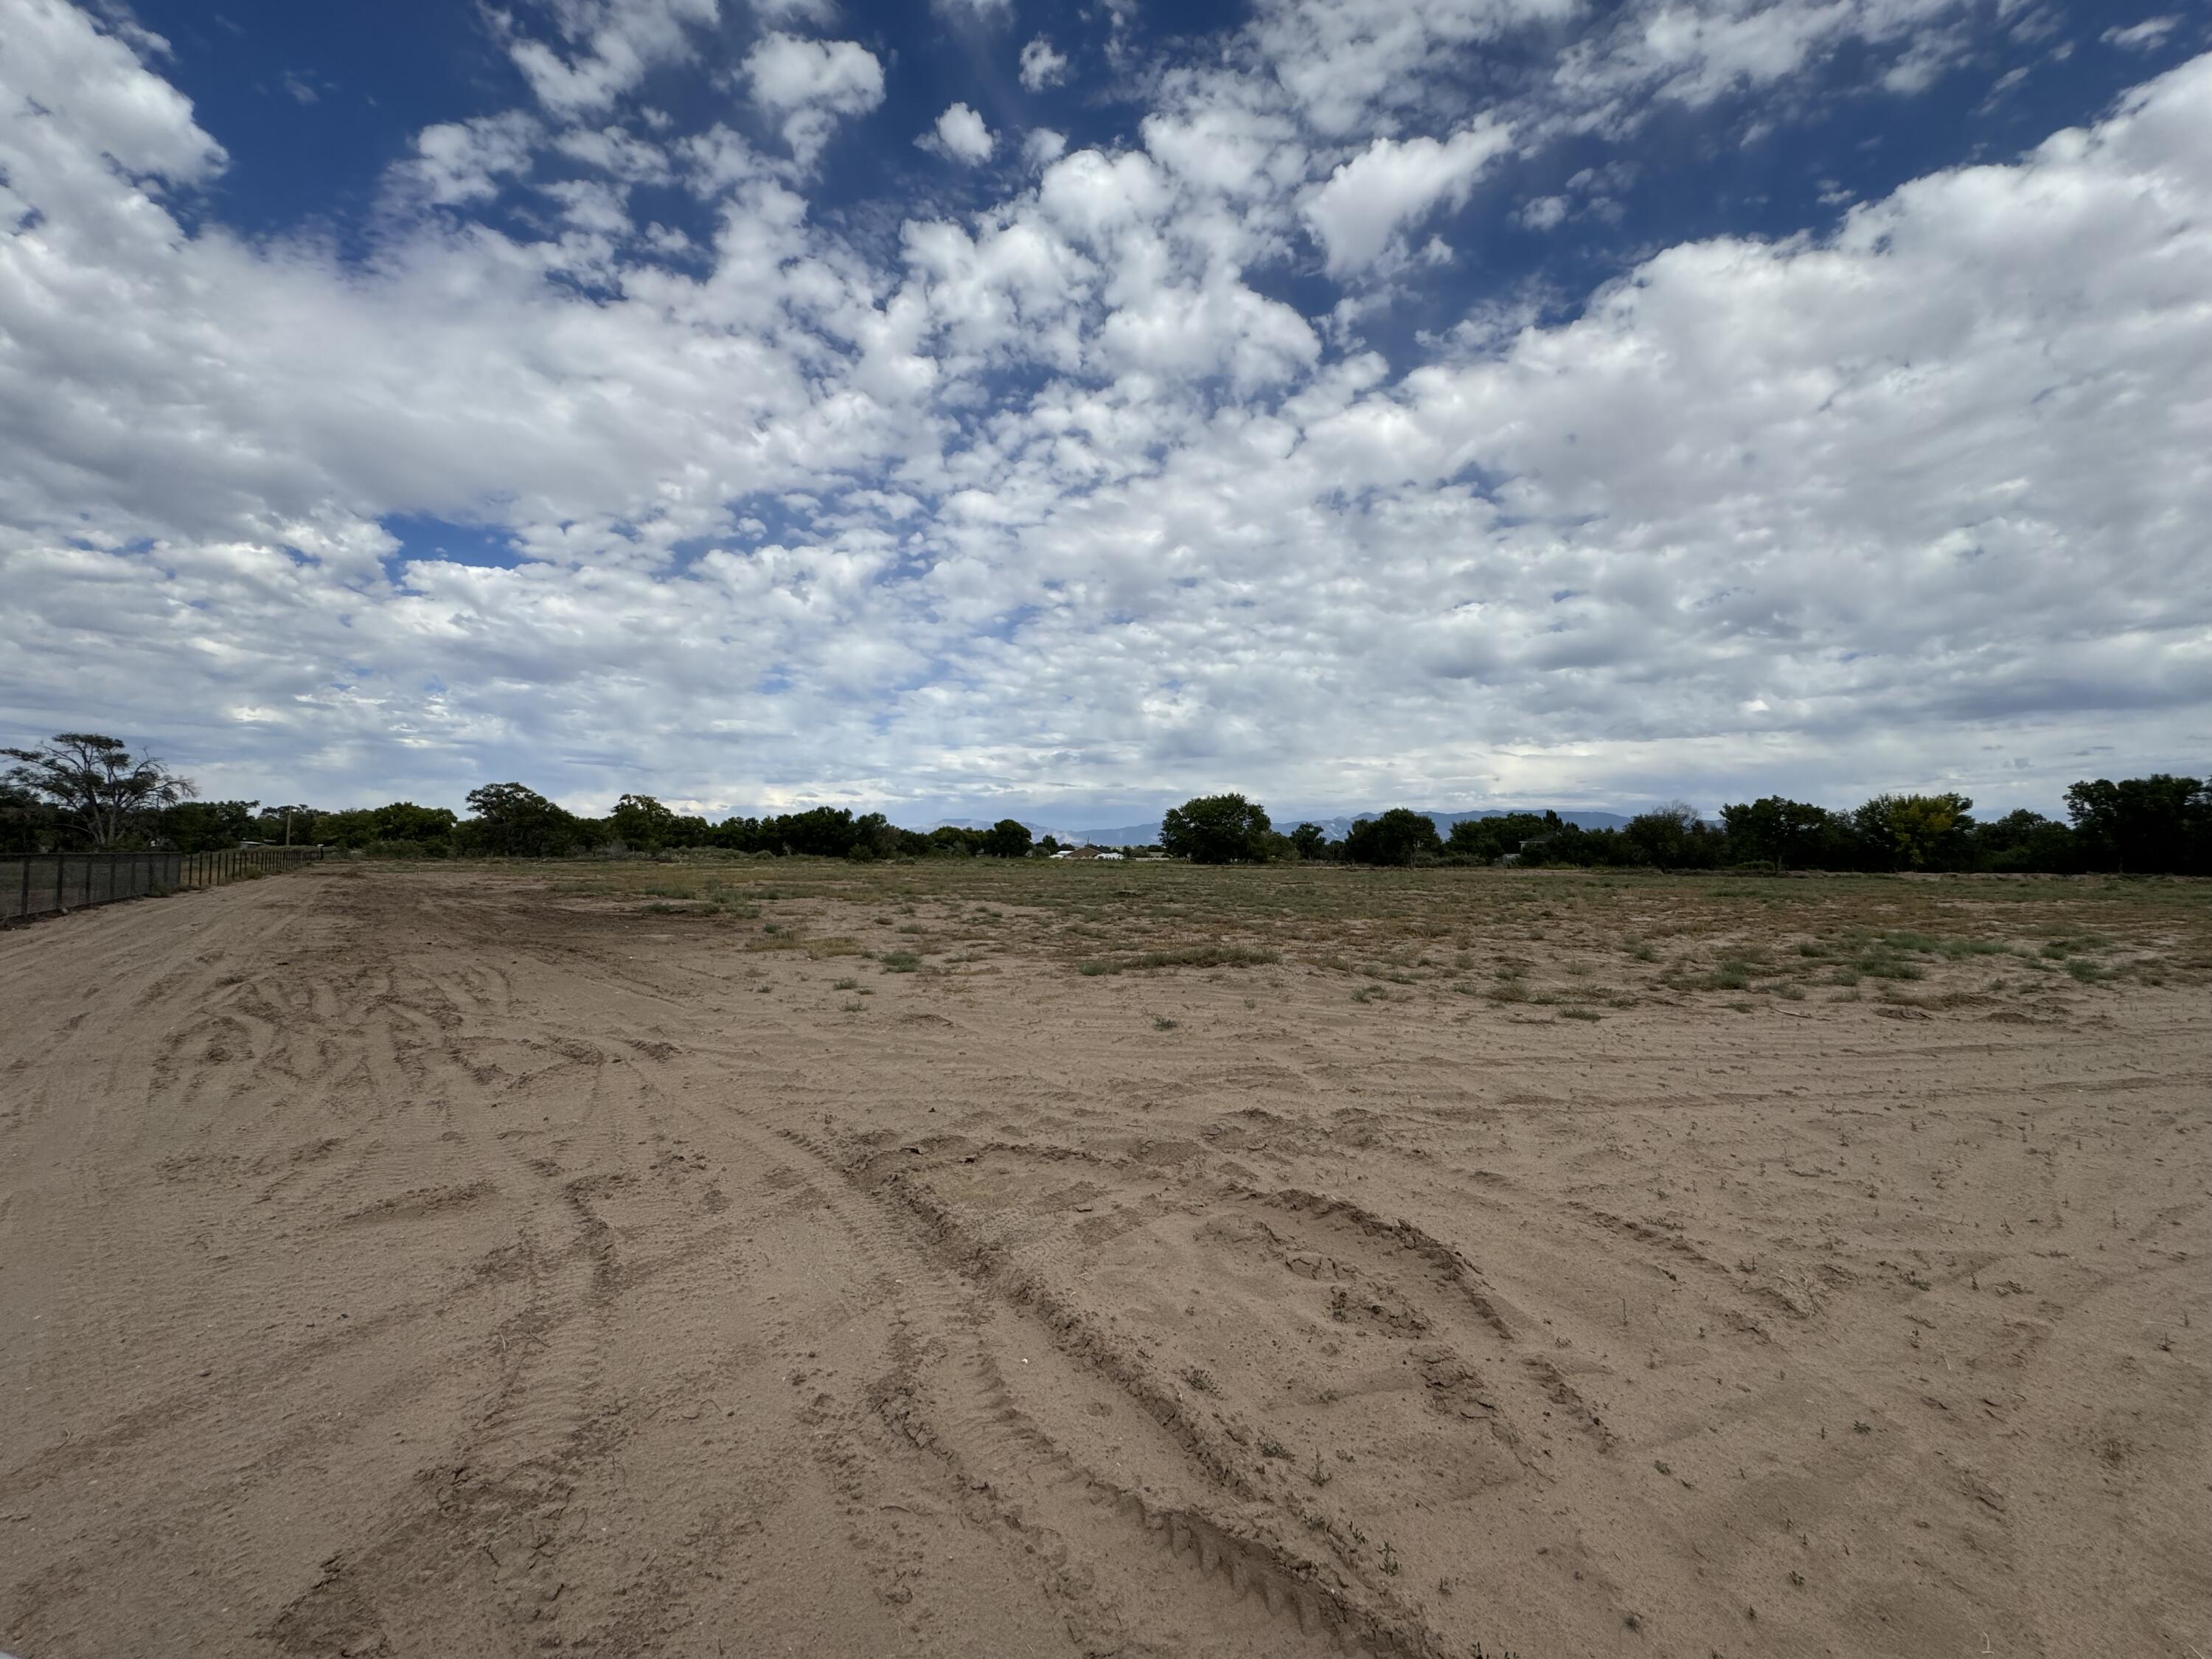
left=1446, top=813, right=1558, bottom=863
left=0, top=779, right=61, bottom=855
left=2, top=732, right=196, bottom=846
left=2065, top=775, right=2208, bottom=874
left=373, top=801, right=459, bottom=844
left=1719, top=797, right=1834, bottom=873
left=981, top=818, right=1034, bottom=858
left=1342, top=808, right=1440, bottom=866
left=159, top=799, right=262, bottom=852
left=1158, top=794, right=1273, bottom=863
left=1621, top=803, right=1717, bottom=869
left=1288, top=822, right=1330, bottom=860
left=1970, top=809, right=2079, bottom=874
left=610, top=793, right=678, bottom=851
left=462, top=782, right=580, bottom=857
left=1853, top=793, right=1973, bottom=870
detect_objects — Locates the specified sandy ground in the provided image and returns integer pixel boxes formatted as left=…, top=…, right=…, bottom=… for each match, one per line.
left=1, top=866, right=2206, bottom=1659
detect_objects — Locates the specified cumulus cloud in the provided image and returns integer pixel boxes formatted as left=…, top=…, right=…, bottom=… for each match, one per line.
left=919, top=101, right=995, bottom=164
left=3, top=0, right=2208, bottom=818
left=1519, top=193, right=1569, bottom=229
left=502, top=0, right=719, bottom=116
left=394, top=112, right=541, bottom=206
left=1301, top=122, right=1514, bottom=274
left=1019, top=35, right=1068, bottom=91
left=0, top=0, right=225, bottom=182
left=742, top=32, right=885, bottom=165
left=1252, top=0, right=1989, bottom=139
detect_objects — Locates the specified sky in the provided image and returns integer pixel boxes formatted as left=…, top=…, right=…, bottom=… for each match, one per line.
left=1, top=0, right=2207, bottom=828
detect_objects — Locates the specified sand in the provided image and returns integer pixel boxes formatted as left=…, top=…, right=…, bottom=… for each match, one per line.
left=1, top=865, right=2205, bottom=1658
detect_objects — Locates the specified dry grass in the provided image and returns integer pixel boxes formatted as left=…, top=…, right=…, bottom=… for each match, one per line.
left=545, top=857, right=2211, bottom=1014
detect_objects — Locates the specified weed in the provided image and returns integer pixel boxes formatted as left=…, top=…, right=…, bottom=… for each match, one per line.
left=1561, top=1006, right=1601, bottom=1021
left=1153, top=1015, right=1180, bottom=1030
left=1077, top=945, right=1278, bottom=975
left=1180, top=1366, right=1217, bottom=1394
left=1381, top=1542, right=1400, bottom=1576
left=832, top=977, right=858, bottom=990
left=1259, top=1436, right=1291, bottom=1459
left=879, top=950, right=921, bottom=973
left=1307, top=1453, right=1332, bottom=1486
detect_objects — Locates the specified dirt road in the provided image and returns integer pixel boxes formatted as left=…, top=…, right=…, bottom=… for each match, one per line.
left=2, top=867, right=2205, bottom=1658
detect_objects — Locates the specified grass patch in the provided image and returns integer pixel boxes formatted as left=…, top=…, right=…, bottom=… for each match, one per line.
left=1077, top=944, right=1279, bottom=975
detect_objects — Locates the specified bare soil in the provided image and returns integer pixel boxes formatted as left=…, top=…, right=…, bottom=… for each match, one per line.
left=1, top=864, right=2206, bottom=1658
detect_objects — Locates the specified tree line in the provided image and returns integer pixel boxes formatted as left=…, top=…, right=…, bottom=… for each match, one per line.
left=4, top=732, right=2206, bottom=874
left=0, top=737, right=1042, bottom=861
left=1160, top=784, right=2211, bottom=874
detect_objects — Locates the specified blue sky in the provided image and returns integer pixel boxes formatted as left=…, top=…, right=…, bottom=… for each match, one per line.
left=1, top=0, right=2206, bottom=827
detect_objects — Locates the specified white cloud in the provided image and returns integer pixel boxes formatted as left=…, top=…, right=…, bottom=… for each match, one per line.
left=1023, top=128, right=1068, bottom=167
left=1550, top=0, right=1983, bottom=119
left=503, top=0, right=719, bottom=116
left=2104, top=17, right=2179, bottom=52
left=1019, top=35, right=1068, bottom=91
left=742, top=32, right=885, bottom=165
left=396, top=113, right=542, bottom=206
left=0, top=0, right=224, bottom=183
left=919, top=101, right=995, bottom=164
left=1301, top=122, right=1514, bottom=274
left=1519, top=193, right=1569, bottom=229
left=3, top=1, right=2208, bottom=821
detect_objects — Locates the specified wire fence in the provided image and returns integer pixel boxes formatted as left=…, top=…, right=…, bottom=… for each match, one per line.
left=1, top=846, right=329, bottom=925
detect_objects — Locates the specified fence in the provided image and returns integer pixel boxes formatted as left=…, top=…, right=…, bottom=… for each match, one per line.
left=1, top=846, right=328, bottom=925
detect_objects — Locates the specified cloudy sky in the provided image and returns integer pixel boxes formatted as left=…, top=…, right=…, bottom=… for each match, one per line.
left=1, top=0, right=2206, bottom=825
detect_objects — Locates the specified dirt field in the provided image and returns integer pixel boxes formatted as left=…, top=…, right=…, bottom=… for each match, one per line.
left=2, top=860, right=2206, bottom=1659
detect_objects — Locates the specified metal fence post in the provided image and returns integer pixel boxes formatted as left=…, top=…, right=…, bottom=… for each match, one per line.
left=17, top=855, right=27, bottom=922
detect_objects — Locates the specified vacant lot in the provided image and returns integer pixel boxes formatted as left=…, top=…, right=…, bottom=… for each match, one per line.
left=2, top=860, right=2205, bottom=1658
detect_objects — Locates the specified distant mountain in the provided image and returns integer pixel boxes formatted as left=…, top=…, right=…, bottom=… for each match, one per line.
left=1066, top=807, right=1630, bottom=846
left=1067, top=821, right=1168, bottom=848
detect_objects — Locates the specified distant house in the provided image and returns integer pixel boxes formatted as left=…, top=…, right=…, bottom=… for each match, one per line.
left=1095, top=850, right=1125, bottom=861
